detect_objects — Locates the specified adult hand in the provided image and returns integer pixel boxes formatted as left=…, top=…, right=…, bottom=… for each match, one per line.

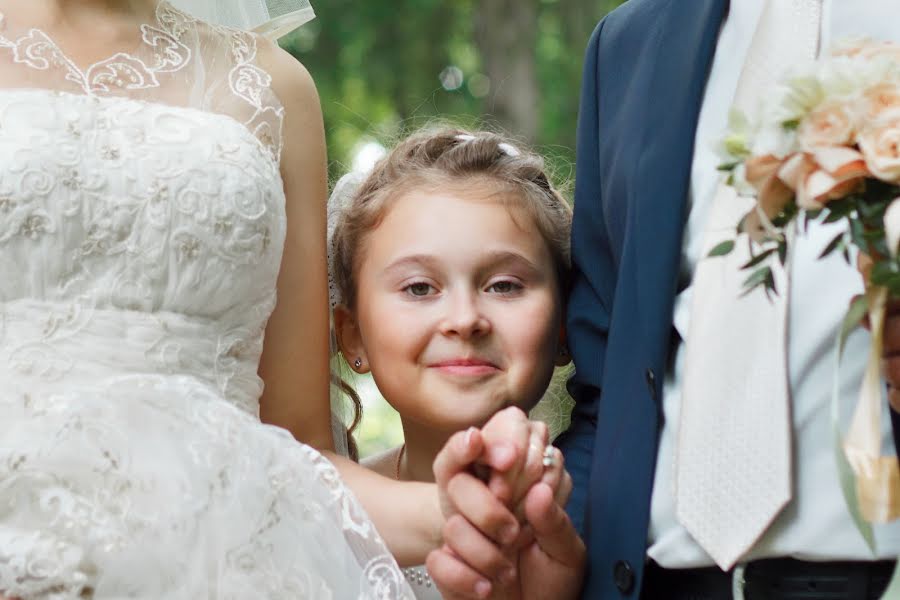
left=432, top=423, right=522, bottom=598
left=430, top=408, right=582, bottom=599
left=430, top=407, right=555, bottom=597
left=427, top=480, right=585, bottom=600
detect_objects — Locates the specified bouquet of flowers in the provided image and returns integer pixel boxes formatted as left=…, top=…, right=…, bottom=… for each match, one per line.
left=715, top=38, right=900, bottom=554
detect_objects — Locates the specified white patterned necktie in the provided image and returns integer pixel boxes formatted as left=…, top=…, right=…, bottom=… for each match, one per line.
left=675, top=0, right=822, bottom=571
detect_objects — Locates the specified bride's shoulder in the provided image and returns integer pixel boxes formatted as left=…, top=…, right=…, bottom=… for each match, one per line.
left=255, top=37, right=320, bottom=115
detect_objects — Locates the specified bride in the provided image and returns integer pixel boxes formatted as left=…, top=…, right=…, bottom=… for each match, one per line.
left=0, top=1, right=532, bottom=597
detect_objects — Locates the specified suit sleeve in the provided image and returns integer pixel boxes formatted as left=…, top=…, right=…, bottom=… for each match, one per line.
left=556, top=18, right=617, bottom=536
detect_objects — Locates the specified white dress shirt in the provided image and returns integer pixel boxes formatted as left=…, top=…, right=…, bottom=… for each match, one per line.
left=648, top=0, right=900, bottom=568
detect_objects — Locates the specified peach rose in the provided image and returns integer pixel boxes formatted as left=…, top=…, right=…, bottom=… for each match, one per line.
left=861, top=83, right=900, bottom=121
left=777, top=148, right=868, bottom=209
left=858, top=112, right=900, bottom=182
left=797, top=101, right=856, bottom=150
left=744, top=154, right=794, bottom=218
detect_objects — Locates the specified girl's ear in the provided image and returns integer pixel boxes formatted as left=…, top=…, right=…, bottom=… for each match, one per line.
left=554, top=323, right=571, bottom=367
left=334, top=304, right=370, bottom=373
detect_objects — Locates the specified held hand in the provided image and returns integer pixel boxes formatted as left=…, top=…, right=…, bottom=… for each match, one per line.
left=433, top=426, right=523, bottom=597
left=430, top=422, right=582, bottom=599
left=480, top=407, right=550, bottom=509
left=428, top=483, right=584, bottom=600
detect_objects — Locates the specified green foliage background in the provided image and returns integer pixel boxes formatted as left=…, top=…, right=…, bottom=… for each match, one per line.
left=284, top=0, right=624, bottom=455
left=283, top=0, right=625, bottom=180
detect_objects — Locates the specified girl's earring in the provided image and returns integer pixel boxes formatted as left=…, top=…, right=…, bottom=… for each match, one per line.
left=354, top=358, right=363, bottom=370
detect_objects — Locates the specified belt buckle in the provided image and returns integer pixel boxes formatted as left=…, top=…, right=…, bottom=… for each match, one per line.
left=731, top=564, right=747, bottom=600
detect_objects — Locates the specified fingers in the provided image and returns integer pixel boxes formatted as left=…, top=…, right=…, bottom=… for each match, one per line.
left=427, top=548, right=494, bottom=600
left=513, top=442, right=564, bottom=520
left=434, top=427, right=484, bottom=492
left=555, top=469, right=574, bottom=508
left=442, top=514, right=517, bottom=584
left=502, top=420, right=549, bottom=508
left=447, top=472, right=520, bottom=545
left=523, top=483, right=586, bottom=569
left=481, top=408, right=532, bottom=504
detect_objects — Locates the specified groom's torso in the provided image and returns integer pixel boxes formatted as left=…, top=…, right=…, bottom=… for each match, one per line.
left=574, top=0, right=728, bottom=597
left=577, top=0, right=900, bottom=597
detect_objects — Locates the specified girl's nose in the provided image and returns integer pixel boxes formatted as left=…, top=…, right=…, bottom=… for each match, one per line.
left=438, top=291, right=491, bottom=339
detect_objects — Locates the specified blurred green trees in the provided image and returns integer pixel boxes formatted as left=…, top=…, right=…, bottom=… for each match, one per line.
left=283, top=0, right=625, bottom=181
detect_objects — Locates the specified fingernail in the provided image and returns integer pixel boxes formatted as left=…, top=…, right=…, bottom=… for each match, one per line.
left=501, top=567, right=517, bottom=585
left=500, top=523, right=518, bottom=545
left=493, top=444, right=515, bottom=465
left=475, top=580, right=492, bottom=598
left=464, top=426, right=477, bottom=448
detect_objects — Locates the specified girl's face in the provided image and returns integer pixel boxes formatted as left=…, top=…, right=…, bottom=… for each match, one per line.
left=336, top=185, right=565, bottom=433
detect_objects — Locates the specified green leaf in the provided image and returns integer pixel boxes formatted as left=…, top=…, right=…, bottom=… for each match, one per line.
left=818, top=232, right=845, bottom=260
left=782, top=118, right=800, bottom=130
left=824, top=208, right=848, bottom=224
left=717, top=161, right=741, bottom=172
left=778, top=240, right=788, bottom=266
left=708, top=240, right=735, bottom=258
left=740, top=247, right=776, bottom=270
left=741, top=266, right=772, bottom=295
left=849, top=218, right=867, bottom=251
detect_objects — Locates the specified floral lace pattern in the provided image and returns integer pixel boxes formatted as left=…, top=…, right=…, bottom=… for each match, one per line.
left=0, top=3, right=412, bottom=598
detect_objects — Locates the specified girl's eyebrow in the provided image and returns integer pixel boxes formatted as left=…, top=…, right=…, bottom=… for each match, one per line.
left=381, top=251, right=545, bottom=281
left=382, top=254, right=442, bottom=276
left=479, top=250, right=541, bottom=274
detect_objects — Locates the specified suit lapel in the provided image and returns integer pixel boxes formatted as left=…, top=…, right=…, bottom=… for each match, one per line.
left=633, top=0, right=729, bottom=355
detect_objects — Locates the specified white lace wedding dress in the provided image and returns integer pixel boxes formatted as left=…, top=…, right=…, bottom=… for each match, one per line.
left=0, top=2, right=412, bottom=598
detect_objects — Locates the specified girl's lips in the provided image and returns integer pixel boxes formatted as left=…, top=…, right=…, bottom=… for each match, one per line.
left=429, top=359, right=500, bottom=376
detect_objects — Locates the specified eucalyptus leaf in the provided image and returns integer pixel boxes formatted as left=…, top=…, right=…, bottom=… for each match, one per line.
left=818, top=232, right=845, bottom=260
left=741, top=266, right=772, bottom=295
left=740, top=248, right=776, bottom=270
left=708, top=240, right=735, bottom=258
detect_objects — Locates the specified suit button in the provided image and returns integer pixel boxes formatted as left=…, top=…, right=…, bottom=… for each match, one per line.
left=613, top=560, right=635, bottom=594
left=645, top=368, right=657, bottom=400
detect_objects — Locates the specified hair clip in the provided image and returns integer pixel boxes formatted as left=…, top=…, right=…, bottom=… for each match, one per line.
left=498, top=142, right=521, bottom=157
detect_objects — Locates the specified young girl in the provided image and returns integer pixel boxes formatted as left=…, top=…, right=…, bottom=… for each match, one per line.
left=329, top=127, right=582, bottom=598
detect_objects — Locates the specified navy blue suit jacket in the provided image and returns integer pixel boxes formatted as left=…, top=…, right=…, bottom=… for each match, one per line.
left=558, top=1, right=900, bottom=599
left=556, top=2, right=728, bottom=597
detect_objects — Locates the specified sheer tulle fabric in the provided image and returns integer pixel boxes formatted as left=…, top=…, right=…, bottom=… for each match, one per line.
left=169, top=0, right=315, bottom=39
left=0, top=2, right=411, bottom=598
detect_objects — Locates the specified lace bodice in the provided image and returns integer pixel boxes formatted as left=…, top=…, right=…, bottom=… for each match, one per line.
left=0, top=2, right=289, bottom=414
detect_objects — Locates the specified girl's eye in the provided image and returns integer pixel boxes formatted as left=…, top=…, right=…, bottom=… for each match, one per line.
left=405, top=282, right=435, bottom=297
left=487, top=280, right=521, bottom=295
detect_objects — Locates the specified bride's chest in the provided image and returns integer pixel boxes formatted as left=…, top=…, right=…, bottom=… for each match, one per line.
left=0, top=90, right=287, bottom=310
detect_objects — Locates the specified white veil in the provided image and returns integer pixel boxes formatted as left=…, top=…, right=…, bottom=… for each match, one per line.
left=167, top=0, right=315, bottom=39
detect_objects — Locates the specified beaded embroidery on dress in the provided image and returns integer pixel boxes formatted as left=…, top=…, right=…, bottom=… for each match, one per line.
left=0, top=2, right=411, bottom=598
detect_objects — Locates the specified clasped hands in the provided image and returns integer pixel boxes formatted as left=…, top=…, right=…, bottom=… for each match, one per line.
left=430, top=407, right=586, bottom=600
